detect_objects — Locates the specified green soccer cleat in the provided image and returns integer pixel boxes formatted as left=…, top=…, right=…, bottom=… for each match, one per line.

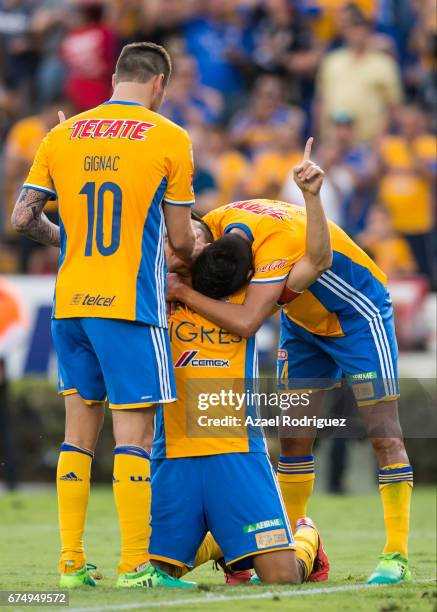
left=249, top=574, right=261, bottom=584
left=116, top=564, right=197, bottom=589
left=59, top=564, right=97, bottom=588
left=367, top=553, right=412, bottom=585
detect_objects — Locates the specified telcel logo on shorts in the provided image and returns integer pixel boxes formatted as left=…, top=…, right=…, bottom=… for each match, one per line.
left=70, top=293, right=116, bottom=306
left=174, top=350, right=230, bottom=368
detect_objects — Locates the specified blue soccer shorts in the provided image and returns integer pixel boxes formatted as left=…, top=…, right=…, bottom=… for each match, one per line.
left=149, top=452, right=294, bottom=569
left=51, top=317, right=176, bottom=408
left=278, top=300, right=399, bottom=406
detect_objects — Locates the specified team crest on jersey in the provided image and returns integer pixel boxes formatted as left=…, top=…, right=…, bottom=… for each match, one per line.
left=69, top=118, right=156, bottom=141
left=174, top=350, right=230, bottom=368
left=277, top=349, right=288, bottom=360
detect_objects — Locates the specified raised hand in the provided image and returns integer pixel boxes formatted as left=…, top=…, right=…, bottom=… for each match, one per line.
left=293, top=137, right=325, bottom=196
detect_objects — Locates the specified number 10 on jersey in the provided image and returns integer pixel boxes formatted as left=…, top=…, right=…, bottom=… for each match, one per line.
left=80, top=181, right=122, bottom=256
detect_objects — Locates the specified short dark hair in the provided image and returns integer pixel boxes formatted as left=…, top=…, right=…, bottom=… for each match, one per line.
left=115, top=42, right=172, bottom=86
left=192, top=234, right=252, bottom=299
left=191, top=210, right=214, bottom=243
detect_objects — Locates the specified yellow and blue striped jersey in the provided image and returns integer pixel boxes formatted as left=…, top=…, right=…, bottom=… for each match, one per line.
left=24, top=100, right=195, bottom=326
left=204, top=199, right=387, bottom=337
left=153, top=290, right=266, bottom=459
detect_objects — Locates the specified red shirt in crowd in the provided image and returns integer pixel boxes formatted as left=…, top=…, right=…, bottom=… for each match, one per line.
left=61, top=23, right=117, bottom=111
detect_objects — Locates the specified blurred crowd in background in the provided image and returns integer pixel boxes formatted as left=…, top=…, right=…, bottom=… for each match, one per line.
left=0, top=0, right=436, bottom=286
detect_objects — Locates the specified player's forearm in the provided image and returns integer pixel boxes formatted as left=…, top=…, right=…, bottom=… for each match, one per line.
left=170, top=229, right=196, bottom=264
left=11, top=188, right=60, bottom=247
left=303, top=192, right=332, bottom=273
left=176, top=285, right=265, bottom=337
left=164, top=204, right=197, bottom=263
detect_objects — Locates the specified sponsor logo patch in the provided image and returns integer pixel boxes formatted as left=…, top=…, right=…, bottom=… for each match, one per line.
left=352, top=382, right=375, bottom=400
left=70, top=293, right=116, bottom=307
left=69, top=118, right=155, bottom=141
left=255, top=529, right=288, bottom=549
left=277, top=349, right=288, bottom=360
left=256, top=259, right=289, bottom=274
left=349, top=372, right=377, bottom=381
left=243, top=518, right=284, bottom=533
left=224, top=201, right=291, bottom=220
left=174, top=350, right=230, bottom=368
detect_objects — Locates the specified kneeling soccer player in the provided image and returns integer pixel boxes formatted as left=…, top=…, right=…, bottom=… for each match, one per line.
left=128, top=235, right=329, bottom=588
left=167, top=143, right=413, bottom=585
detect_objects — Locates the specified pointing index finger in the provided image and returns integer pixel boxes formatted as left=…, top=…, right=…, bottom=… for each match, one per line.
left=58, top=110, right=66, bottom=124
left=303, top=137, right=314, bottom=161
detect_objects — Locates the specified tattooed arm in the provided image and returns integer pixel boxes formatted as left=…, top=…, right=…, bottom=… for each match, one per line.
left=11, top=188, right=60, bottom=247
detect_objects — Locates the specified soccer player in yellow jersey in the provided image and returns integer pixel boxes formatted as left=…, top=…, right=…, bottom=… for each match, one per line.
left=168, top=140, right=414, bottom=585
left=11, top=42, right=201, bottom=588
left=136, top=223, right=329, bottom=588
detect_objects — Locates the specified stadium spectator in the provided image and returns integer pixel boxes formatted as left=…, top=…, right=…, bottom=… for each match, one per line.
left=245, top=110, right=305, bottom=200
left=230, top=74, right=296, bottom=158
left=406, top=0, right=437, bottom=125
left=325, top=110, right=378, bottom=236
left=378, top=104, right=436, bottom=282
left=0, top=0, right=38, bottom=91
left=305, top=0, right=377, bottom=45
left=189, top=125, right=219, bottom=216
left=31, top=0, right=70, bottom=104
left=251, top=0, right=321, bottom=109
left=4, top=97, right=69, bottom=271
left=316, top=5, right=403, bottom=142
left=183, top=0, right=254, bottom=113
left=60, top=0, right=118, bottom=112
left=160, top=54, right=223, bottom=127
left=200, top=124, right=249, bottom=207
left=357, top=204, right=417, bottom=278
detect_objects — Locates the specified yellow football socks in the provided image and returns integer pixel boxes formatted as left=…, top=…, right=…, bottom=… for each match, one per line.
left=277, top=455, right=315, bottom=528
left=57, top=442, right=94, bottom=573
left=113, top=445, right=152, bottom=573
left=177, top=532, right=223, bottom=577
left=378, top=463, right=413, bottom=558
left=294, top=524, right=319, bottom=579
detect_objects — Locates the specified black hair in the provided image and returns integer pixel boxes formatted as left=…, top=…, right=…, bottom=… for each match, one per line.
left=192, top=234, right=253, bottom=299
left=191, top=210, right=214, bottom=243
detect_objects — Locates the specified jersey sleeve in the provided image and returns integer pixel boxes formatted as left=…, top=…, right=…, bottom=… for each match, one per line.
left=163, top=128, right=195, bottom=207
left=251, top=229, right=305, bottom=284
left=23, top=134, right=57, bottom=199
left=203, top=208, right=223, bottom=240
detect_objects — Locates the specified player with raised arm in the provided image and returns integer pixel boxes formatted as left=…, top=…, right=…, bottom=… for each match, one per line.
left=11, top=42, right=198, bottom=588
left=168, top=139, right=413, bottom=585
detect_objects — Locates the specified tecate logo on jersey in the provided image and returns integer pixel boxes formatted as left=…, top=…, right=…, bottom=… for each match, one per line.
left=69, top=119, right=156, bottom=140
left=70, top=293, right=116, bottom=306
left=174, top=350, right=230, bottom=368
left=224, top=200, right=291, bottom=220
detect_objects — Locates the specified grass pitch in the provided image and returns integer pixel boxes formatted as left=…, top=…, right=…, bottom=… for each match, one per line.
left=0, top=486, right=435, bottom=611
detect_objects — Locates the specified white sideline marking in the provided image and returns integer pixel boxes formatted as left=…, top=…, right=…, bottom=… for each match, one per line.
left=68, top=578, right=437, bottom=611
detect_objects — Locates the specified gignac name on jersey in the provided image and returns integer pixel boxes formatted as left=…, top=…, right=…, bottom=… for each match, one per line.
left=69, top=119, right=156, bottom=141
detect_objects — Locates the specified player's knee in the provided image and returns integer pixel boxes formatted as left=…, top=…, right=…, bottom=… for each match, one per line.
left=112, top=408, right=155, bottom=450
left=280, top=438, right=314, bottom=457
left=254, top=550, right=301, bottom=584
left=259, top=566, right=300, bottom=584
left=370, top=436, right=408, bottom=464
